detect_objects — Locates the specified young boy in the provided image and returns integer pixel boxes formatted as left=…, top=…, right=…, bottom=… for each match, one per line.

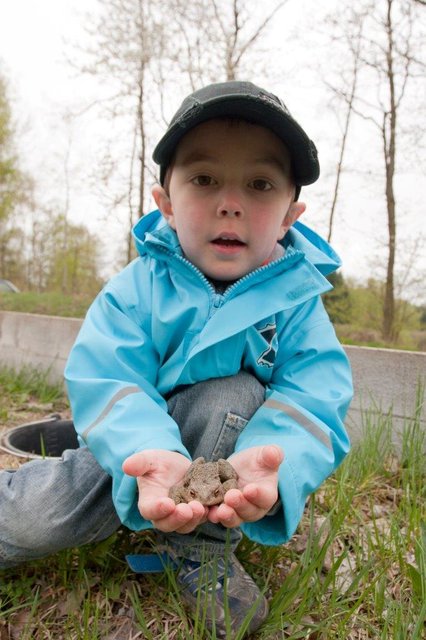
left=0, top=81, right=353, bottom=637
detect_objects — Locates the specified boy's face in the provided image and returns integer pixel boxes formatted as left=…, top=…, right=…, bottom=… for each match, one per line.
left=153, top=119, right=305, bottom=281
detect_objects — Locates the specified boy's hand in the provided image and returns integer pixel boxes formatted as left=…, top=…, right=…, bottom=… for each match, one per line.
left=208, top=445, right=284, bottom=528
left=122, top=450, right=208, bottom=534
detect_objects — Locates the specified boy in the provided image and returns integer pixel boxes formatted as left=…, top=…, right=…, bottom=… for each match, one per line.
left=0, top=81, right=353, bottom=637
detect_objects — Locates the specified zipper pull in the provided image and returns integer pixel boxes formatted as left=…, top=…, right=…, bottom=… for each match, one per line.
left=212, top=293, right=222, bottom=308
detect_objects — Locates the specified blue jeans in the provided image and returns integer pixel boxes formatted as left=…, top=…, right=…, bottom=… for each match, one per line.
left=0, top=372, right=264, bottom=569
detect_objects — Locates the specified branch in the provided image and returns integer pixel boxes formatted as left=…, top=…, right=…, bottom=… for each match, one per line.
left=324, top=80, right=383, bottom=129
left=327, top=20, right=363, bottom=242
left=211, top=0, right=228, bottom=39
left=233, top=1, right=287, bottom=67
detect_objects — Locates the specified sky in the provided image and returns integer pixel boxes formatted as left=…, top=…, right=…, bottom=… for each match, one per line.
left=0, top=0, right=425, bottom=301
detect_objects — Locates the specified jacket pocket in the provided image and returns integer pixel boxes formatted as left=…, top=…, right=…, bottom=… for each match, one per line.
left=211, top=412, right=248, bottom=460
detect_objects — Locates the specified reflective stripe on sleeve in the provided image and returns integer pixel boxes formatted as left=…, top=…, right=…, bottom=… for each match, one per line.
left=263, top=398, right=332, bottom=450
left=82, top=386, right=142, bottom=440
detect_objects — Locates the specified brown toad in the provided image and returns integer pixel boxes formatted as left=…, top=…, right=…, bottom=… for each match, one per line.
left=169, top=457, right=239, bottom=506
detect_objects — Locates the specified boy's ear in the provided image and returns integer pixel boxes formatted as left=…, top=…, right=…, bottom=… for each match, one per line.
left=279, top=201, right=306, bottom=238
left=152, top=184, right=176, bottom=229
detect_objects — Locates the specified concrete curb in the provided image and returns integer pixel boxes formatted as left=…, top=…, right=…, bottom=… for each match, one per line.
left=1, top=310, right=425, bottom=444
left=344, top=344, right=425, bottom=444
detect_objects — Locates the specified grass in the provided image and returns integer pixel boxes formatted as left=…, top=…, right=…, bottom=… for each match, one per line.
left=334, top=324, right=426, bottom=352
left=0, top=365, right=67, bottom=424
left=0, top=368, right=425, bottom=639
left=0, top=292, right=94, bottom=318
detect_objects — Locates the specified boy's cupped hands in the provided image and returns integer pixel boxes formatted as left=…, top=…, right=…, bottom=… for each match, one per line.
left=122, top=445, right=284, bottom=534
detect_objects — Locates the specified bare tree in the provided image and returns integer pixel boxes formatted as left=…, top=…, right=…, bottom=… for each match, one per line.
left=324, top=0, right=425, bottom=342
left=370, top=0, right=424, bottom=342
left=167, top=0, right=287, bottom=84
left=324, top=14, right=364, bottom=243
left=211, top=0, right=287, bottom=81
left=76, top=0, right=289, bottom=266
left=76, top=0, right=171, bottom=263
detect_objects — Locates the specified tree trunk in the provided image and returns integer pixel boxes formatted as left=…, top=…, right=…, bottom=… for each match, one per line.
left=327, top=25, right=362, bottom=243
left=382, top=0, right=397, bottom=343
left=138, top=68, right=146, bottom=219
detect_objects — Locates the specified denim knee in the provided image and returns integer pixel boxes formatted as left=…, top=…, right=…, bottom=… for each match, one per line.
left=193, top=370, right=265, bottom=418
left=167, top=371, right=265, bottom=460
left=0, top=448, right=120, bottom=568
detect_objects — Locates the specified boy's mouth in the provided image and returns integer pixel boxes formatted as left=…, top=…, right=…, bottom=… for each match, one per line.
left=211, top=235, right=246, bottom=247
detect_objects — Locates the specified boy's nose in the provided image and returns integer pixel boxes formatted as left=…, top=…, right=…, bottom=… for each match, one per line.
left=216, top=190, right=244, bottom=218
left=218, top=207, right=242, bottom=218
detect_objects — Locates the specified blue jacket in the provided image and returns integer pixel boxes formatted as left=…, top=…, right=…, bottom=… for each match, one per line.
left=65, top=210, right=353, bottom=546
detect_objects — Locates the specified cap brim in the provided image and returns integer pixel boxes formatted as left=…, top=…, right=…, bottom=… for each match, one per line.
left=153, top=95, right=319, bottom=187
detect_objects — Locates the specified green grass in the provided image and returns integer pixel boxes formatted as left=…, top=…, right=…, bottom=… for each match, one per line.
left=0, top=371, right=425, bottom=639
left=334, top=323, right=426, bottom=352
left=0, top=366, right=64, bottom=404
left=0, top=365, right=67, bottom=423
left=0, top=292, right=94, bottom=318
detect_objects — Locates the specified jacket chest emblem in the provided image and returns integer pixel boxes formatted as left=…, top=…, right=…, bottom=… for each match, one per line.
left=257, top=323, right=277, bottom=368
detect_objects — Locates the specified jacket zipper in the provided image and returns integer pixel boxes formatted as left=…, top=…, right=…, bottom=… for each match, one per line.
left=222, top=248, right=303, bottom=301
left=149, top=243, right=303, bottom=314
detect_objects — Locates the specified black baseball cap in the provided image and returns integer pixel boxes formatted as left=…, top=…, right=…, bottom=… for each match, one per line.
left=153, top=80, right=320, bottom=199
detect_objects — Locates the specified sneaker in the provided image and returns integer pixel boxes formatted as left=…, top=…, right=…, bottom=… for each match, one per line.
left=157, top=539, right=269, bottom=638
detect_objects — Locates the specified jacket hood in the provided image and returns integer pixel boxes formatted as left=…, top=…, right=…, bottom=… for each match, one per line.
left=285, top=220, right=341, bottom=276
left=132, top=209, right=341, bottom=276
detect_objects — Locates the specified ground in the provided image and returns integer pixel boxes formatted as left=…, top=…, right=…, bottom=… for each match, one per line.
left=0, top=374, right=424, bottom=639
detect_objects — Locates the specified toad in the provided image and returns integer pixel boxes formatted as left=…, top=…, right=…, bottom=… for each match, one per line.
left=169, top=457, right=239, bottom=506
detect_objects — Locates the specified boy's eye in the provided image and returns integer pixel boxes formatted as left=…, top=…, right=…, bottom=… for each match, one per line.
left=192, top=175, right=216, bottom=186
left=249, top=179, right=273, bottom=191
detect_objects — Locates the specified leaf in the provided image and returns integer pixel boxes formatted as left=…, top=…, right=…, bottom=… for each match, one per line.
left=406, top=562, right=423, bottom=599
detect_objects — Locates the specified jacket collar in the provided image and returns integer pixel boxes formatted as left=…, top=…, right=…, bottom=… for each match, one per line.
left=132, top=210, right=341, bottom=277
